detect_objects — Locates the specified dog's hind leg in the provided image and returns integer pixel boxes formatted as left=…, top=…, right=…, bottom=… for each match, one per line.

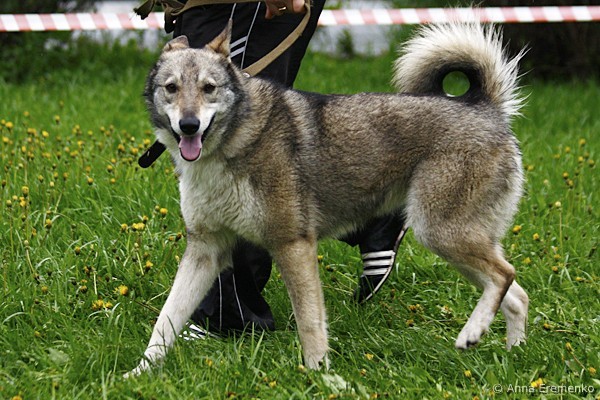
left=408, top=206, right=518, bottom=349
left=272, top=236, right=329, bottom=369
left=500, top=280, right=528, bottom=349
left=449, top=248, right=516, bottom=349
left=126, top=234, right=229, bottom=377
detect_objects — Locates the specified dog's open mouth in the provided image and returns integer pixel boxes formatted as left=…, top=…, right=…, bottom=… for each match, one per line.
left=179, top=134, right=203, bottom=162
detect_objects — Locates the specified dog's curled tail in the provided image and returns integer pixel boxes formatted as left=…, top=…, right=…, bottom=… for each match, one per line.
left=393, top=23, right=525, bottom=121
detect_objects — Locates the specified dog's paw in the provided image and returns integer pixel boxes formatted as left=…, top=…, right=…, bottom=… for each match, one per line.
left=123, top=359, right=151, bottom=379
left=305, top=352, right=329, bottom=370
left=455, top=325, right=487, bottom=350
left=506, top=332, right=526, bottom=350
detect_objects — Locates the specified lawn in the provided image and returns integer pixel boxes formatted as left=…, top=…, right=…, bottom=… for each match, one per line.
left=0, top=44, right=598, bottom=399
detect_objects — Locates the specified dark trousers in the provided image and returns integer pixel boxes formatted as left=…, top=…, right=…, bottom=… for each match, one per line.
left=175, top=1, right=405, bottom=332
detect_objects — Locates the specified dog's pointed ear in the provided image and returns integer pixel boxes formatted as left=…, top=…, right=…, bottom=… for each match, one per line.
left=163, top=35, right=190, bottom=53
left=206, top=20, right=232, bottom=58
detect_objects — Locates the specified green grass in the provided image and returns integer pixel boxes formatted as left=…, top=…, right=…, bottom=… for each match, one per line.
left=1, top=49, right=599, bottom=399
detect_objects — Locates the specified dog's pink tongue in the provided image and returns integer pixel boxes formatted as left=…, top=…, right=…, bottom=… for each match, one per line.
left=179, top=134, right=202, bottom=161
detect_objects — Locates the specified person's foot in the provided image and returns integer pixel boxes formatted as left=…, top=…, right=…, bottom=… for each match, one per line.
left=354, top=226, right=408, bottom=303
left=354, top=250, right=397, bottom=303
left=180, top=323, right=211, bottom=341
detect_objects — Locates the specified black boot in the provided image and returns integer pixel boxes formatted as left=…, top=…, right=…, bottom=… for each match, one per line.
left=343, top=215, right=408, bottom=303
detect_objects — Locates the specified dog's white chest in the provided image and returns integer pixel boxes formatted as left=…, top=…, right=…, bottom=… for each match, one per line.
left=178, top=160, right=263, bottom=240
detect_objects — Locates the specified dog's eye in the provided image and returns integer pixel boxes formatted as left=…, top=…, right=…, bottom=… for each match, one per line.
left=165, top=83, right=178, bottom=94
left=204, top=83, right=216, bottom=94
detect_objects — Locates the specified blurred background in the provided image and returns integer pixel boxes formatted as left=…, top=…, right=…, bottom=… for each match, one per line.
left=1, top=0, right=599, bottom=82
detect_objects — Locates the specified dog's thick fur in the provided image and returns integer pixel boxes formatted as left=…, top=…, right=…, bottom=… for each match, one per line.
left=127, top=22, right=529, bottom=376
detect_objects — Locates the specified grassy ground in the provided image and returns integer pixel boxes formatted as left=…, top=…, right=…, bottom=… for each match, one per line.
left=0, top=48, right=598, bottom=399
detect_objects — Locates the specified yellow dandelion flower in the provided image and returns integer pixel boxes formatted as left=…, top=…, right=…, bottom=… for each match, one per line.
left=579, top=138, right=586, bottom=146
left=74, top=246, right=81, bottom=255
left=551, top=266, right=559, bottom=273
left=564, top=146, right=571, bottom=154
left=542, top=322, right=552, bottom=331
left=365, top=353, right=374, bottom=361
left=54, top=115, right=61, bottom=124
left=565, top=342, right=573, bottom=352
left=160, top=208, right=168, bottom=216
left=588, top=367, right=596, bottom=375
left=132, top=222, right=146, bottom=231
left=408, top=304, right=422, bottom=313
left=464, top=370, right=472, bottom=378
left=512, top=225, right=522, bottom=234
left=91, top=299, right=105, bottom=310
left=523, top=257, right=531, bottom=265
left=553, top=201, right=562, bottom=209
left=45, top=219, right=53, bottom=229
left=22, top=186, right=30, bottom=197
left=269, top=381, right=277, bottom=388
left=532, top=233, right=540, bottom=241
left=5, top=121, right=14, bottom=129
left=87, top=177, right=94, bottom=185
left=117, top=285, right=129, bottom=296
left=530, top=378, right=544, bottom=389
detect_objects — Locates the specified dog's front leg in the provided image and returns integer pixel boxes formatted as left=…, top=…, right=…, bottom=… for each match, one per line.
left=273, top=236, right=329, bottom=369
left=126, top=234, right=226, bottom=377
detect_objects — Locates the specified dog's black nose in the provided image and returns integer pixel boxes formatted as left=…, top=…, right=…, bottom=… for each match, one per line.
left=179, top=117, right=200, bottom=135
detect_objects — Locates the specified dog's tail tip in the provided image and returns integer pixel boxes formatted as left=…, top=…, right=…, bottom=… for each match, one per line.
left=392, top=23, right=526, bottom=121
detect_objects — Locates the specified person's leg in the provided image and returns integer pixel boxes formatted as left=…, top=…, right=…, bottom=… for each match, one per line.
left=190, top=239, right=275, bottom=332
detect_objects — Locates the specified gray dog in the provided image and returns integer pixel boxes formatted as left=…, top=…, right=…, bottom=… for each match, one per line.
left=127, top=22, right=529, bottom=376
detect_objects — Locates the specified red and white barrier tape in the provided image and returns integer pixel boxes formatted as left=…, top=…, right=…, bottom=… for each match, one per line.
left=1, top=6, right=599, bottom=32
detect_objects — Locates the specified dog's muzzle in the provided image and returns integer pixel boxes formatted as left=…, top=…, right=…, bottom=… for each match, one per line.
left=175, top=115, right=215, bottom=162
